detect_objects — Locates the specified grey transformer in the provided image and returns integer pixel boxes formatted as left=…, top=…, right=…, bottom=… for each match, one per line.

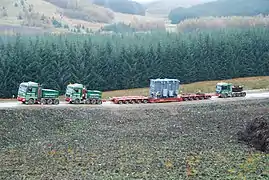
left=149, top=78, right=180, bottom=98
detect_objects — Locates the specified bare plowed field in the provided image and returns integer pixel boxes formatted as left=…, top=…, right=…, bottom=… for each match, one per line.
left=0, top=99, right=269, bottom=179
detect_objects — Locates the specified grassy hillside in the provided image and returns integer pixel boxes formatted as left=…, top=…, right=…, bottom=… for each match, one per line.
left=144, top=0, right=216, bottom=17
left=0, top=0, right=164, bottom=34
left=92, top=0, right=146, bottom=15
left=169, top=0, right=269, bottom=24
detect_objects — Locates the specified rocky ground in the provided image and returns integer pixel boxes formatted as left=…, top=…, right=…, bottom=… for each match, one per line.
left=0, top=98, right=269, bottom=179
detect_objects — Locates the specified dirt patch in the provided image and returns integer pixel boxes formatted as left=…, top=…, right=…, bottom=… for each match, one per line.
left=238, top=115, right=269, bottom=153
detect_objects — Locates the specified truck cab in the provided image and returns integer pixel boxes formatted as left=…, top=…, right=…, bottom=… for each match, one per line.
left=17, top=81, right=40, bottom=104
left=65, top=83, right=102, bottom=104
left=65, top=83, right=82, bottom=103
left=216, top=82, right=246, bottom=98
left=216, top=82, right=232, bottom=97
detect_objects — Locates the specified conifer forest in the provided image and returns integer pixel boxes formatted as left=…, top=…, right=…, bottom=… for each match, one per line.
left=0, top=27, right=269, bottom=98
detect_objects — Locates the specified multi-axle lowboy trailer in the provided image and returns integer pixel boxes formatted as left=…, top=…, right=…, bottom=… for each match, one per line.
left=109, top=79, right=212, bottom=104
left=110, top=94, right=212, bottom=104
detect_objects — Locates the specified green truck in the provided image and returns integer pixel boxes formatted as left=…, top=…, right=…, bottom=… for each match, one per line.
left=216, top=82, right=246, bottom=98
left=17, top=81, right=60, bottom=105
left=65, top=83, right=102, bottom=104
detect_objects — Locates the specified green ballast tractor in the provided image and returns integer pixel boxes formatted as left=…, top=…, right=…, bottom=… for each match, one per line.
left=216, top=82, right=246, bottom=98
left=65, top=83, right=102, bottom=104
left=17, top=81, right=60, bottom=105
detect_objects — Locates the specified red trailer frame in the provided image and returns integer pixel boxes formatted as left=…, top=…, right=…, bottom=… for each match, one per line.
left=109, top=93, right=212, bottom=104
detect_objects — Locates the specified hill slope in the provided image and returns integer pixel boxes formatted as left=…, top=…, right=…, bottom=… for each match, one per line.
left=143, top=0, right=216, bottom=17
left=0, top=0, right=164, bottom=34
left=92, top=0, right=146, bottom=15
left=169, top=0, right=269, bottom=24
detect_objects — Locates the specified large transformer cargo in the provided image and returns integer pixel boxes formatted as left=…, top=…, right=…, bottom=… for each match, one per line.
left=110, top=78, right=212, bottom=104
left=65, top=83, right=102, bottom=104
left=17, top=81, right=60, bottom=105
left=150, top=78, right=180, bottom=98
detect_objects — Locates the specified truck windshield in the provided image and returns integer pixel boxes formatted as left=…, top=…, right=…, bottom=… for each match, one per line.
left=18, top=85, right=27, bottom=93
left=216, top=85, right=222, bottom=92
left=66, top=86, right=74, bottom=94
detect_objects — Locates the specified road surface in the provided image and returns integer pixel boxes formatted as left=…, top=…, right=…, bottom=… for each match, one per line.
left=0, top=90, right=269, bottom=109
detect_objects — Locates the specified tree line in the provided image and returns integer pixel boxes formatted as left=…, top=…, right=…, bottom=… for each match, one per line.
left=0, top=27, right=269, bottom=98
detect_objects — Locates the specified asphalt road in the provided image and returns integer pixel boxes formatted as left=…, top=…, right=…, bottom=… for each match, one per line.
left=0, top=90, right=269, bottom=109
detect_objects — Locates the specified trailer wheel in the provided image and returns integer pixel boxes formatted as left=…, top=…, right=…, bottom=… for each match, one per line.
left=27, top=98, right=34, bottom=105
left=54, top=99, right=59, bottom=105
left=199, top=96, right=204, bottom=100
left=47, top=99, right=53, bottom=105
left=131, top=100, right=135, bottom=104
left=125, top=101, right=129, bottom=104
left=137, top=100, right=141, bottom=104
left=143, top=100, right=148, bottom=103
left=85, top=99, right=90, bottom=104
left=118, top=100, right=123, bottom=104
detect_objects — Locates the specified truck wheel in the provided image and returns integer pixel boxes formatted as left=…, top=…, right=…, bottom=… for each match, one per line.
left=41, top=99, right=46, bottom=104
left=27, top=98, right=34, bottom=105
left=137, top=100, right=141, bottom=104
left=91, top=99, right=97, bottom=104
left=74, top=99, right=80, bottom=104
left=85, top=99, right=90, bottom=104
left=97, top=100, right=102, bottom=104
left=125, top=101, right=129, bottom=104
left=242, top=92, right=246, bottom=97
left=143, top=100, right=148, bottom=103
left=118, top=101, right=123, bottom=104
left=47, top=99, right=53, bottom=105
left=54, top=99, right=59, bottom=105
left=131, top=100, right=135, bottom=104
